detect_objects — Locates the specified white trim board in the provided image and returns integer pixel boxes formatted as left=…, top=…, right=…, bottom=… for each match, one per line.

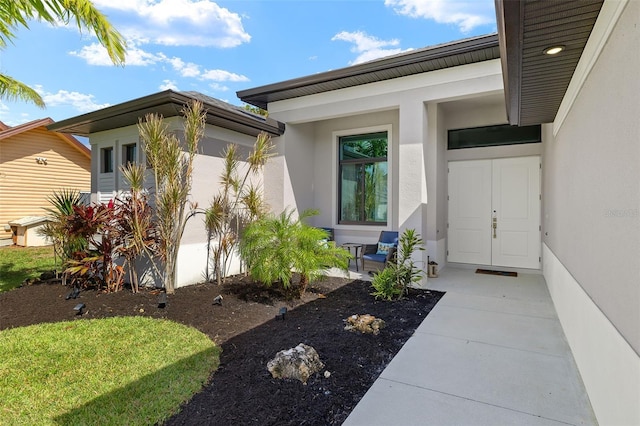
left=543, top=243, right=640, bottom=426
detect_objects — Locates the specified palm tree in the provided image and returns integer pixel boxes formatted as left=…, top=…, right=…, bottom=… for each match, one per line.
left=239, top=209, right=352, bottom=297
left=0, top=0, right=126, bottom=106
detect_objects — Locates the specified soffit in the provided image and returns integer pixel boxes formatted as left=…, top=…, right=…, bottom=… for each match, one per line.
left=48, top=90, right=285, bottom=137
left=496, top=0, right=604, bottom=125
left=238, top=34, right=500, bottom=110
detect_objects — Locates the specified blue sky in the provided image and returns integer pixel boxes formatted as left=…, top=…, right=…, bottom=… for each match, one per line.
left=0, top=0, right=496, bottom=127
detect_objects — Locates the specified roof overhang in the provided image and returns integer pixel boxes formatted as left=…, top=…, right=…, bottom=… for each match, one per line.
left=48, top=90, right=285, bottom=137
left=238, top=34, right=500, bottom=110
left=495, top=0, right=604, bottom=125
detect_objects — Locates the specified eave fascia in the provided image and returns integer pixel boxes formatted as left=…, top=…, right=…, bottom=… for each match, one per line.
left=495, top=0, right=523, bottom=126
left=238, top=34, right=500, bottom=110
left=48, top=90, right=285, bottom=138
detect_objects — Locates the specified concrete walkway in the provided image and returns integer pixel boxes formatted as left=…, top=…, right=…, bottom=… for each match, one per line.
left=343, top=267, right=597, bottom=426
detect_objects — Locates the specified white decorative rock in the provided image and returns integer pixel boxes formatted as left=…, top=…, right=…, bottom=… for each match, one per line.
left=267, top=343, right=324, bottom=384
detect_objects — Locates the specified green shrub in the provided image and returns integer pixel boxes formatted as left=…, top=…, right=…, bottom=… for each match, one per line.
left=371, top=266, right=403, bottom=301
left=40, top=189, right=87, bottom=274
left=239, top=209, right=351, bottom=296
left=371, top=228, right=425, bottom=300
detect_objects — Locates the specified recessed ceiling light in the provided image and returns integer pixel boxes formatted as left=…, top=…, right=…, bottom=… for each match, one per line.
left=543, top=45, right=565, bottom=55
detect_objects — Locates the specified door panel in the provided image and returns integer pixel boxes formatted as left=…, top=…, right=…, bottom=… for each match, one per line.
left=447, top=156, right=541, bottom=269
left=447, top=160, right=492, bottom=265
left=492, top=157, right=541, bottom=268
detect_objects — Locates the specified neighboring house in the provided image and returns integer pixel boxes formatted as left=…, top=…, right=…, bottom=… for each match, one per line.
left=237, top=0, right=638, bottom=424
left=49, top=91, right=285, bottom=287
left=0, top=118, right=91, bottom=242
left=49, top=0, right=638, bottom=423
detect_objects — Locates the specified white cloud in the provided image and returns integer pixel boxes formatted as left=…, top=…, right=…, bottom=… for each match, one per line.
left=69, top=40, right=249, bottom=87
left=209, top=83, right=229, bottom=92
left=159, top=80, right=179, bottom=91
left=35, top=87, right=110, bottom=113
left=169, top=58, right=201, bottom=77
left=200, top=69, right=249, bottom=82
left=92, top=0, right=251, bottom=47
left=70, top=42, right=163, bottom=66
left=167, top=58, right=249, bottom=83
left=332, top=31, right=411, bottom=65
left=384, top=0, right=494, bottom=33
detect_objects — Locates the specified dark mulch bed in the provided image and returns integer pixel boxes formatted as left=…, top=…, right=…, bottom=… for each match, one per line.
left=0, top=275, right=443, bottom=425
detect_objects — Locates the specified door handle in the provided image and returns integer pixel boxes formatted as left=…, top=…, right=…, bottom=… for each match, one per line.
left=492, top=210, right=497, bottom=239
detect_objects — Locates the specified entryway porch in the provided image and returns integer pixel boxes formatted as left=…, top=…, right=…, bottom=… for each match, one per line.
left=344, top=266, right=596, bottom=425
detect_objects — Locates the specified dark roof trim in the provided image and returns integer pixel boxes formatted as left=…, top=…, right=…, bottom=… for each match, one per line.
left=238, top=34, right=500, bottom=110
left=48, top=90, right=285, bottom=137
left=495, top=0, right=522, bottom=126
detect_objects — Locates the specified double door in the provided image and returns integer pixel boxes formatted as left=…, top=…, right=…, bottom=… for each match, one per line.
left=447, top=156, right=541, bottom=269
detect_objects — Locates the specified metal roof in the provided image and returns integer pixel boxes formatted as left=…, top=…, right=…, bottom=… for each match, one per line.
left=496, top=0, right=604, bottom=125
left=238, top=34, right=500, bottom=110
left=48, top=90, right=285, bottom=137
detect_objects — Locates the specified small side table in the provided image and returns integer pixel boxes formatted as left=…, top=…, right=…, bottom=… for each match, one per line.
left=341, top=243, right=363, bottom=272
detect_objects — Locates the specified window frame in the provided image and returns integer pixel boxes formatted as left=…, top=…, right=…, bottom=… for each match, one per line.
left=447, top=124, right=541, bottom=150
left=123, top=143, right=137, bottom=166
left=101, top=147, right=114, bottom=173
left=336, top=128, right=390, bottom=226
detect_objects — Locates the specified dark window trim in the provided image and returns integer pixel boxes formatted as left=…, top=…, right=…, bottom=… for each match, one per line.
left=101, top=147, right=114, bottom=173
left=448, top=124, right=541, bottom=150
left=123, top=143, right=137, bottom=166
left=338, top=132, right=388, bottom=225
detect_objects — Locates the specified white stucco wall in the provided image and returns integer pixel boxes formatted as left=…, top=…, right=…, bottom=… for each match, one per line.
left=266, top=60, right=505, bottom=272
left=542, top=1, right=640, bottom=424
left=89, top=118, right=264, bottom=288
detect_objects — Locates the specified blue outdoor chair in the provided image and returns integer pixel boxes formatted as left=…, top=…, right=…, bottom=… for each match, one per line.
left=362, top=231, right=399, bottom=272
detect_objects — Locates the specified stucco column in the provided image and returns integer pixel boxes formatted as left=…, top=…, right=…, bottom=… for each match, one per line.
left=424, top=102, right=447, bottom=267
left=398, top=100, right=429, bottom=284
left=263, top=125, right=315, bottom=217
left=263, top=135, right=287, bottom=215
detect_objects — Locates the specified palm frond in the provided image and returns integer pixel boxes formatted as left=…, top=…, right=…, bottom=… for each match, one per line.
left=0, top=74, right=44, bottom=107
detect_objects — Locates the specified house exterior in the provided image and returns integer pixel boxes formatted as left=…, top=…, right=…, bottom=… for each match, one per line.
left=237, top=1, right=639, bottom=424
left=49, top=90, right=285, bottom=287
left=0, top=118, right=91, bottom=242
left=496, top=1, right=639, bottom=424
left=49, top=1, right=637, bottom=422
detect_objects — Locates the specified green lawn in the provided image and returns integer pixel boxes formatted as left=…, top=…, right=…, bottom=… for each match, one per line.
left=0, top=316, right=220, bottom=425
left=0, top=245, right=57, bottom=292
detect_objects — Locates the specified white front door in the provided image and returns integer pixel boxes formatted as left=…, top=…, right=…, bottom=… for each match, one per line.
left=448, top=159, right=492, bottom=265
left=448, top=156, right=541, bottom=269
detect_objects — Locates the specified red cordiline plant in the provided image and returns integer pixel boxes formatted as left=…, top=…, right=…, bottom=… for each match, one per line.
left=64, top=201, right=125, bottom=292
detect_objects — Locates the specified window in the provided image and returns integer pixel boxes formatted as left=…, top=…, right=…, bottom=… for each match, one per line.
left=101, top=147, right=113, bottom=173
left=339, top=132, right=388, bottom=225
left=123, top=143, right=137, bottom=166
left=448, top=124, right=541, bottom=150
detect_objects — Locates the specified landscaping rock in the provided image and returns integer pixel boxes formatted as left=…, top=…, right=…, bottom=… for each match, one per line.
left=344, top=314, right=385, bottom=335
left=40, top=270, right=56, bottom=280
left=267, top=343, right=324, bottom=384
